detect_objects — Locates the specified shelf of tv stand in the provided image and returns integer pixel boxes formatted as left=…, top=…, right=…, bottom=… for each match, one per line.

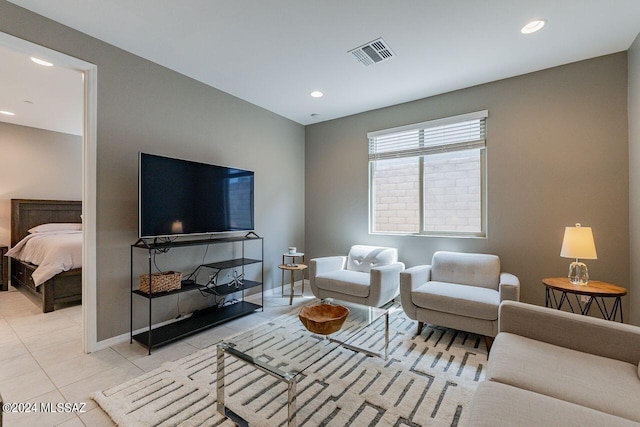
left=132, top=281, right=201, bottom=298
left=201, top=258, right=262, bottom=270
left=132, top=301, right=262, bottom=350
left=131, top=280, right=262, bottom=299
left=132, top=235, right=261, bottom=250
left=200, top=280, right=262, bottom=297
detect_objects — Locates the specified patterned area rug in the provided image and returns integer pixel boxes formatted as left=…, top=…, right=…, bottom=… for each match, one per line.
left=92, top=305, right=487, bottom=426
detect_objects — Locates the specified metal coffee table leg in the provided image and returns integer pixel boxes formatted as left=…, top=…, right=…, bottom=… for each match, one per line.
left=385, top=310, right=389, bottom=360
left=217, top=343, right=299, bottom=427
left=216, top=345, right=225, bottom=415
left=284, top=372, right=297, bottom=427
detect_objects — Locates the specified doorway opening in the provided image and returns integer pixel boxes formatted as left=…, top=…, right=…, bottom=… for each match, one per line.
left=0, top=31, right=98, bottom=352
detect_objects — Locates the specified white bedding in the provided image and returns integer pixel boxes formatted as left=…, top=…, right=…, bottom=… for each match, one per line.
left=6, top=230, right=82, bottom=286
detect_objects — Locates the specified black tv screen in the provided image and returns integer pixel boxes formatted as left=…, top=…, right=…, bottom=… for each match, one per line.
left=139, top=153, right=254, bottom=238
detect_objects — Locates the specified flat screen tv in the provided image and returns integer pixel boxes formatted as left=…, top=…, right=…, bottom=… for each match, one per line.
left=139, top=153, right=254, bottom=238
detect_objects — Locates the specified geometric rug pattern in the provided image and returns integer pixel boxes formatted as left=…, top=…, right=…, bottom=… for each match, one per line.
left=92, top=305, right=487, bottom=426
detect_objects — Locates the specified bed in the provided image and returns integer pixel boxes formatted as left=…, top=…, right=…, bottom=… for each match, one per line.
left=8, top=199, right=82, bottom=313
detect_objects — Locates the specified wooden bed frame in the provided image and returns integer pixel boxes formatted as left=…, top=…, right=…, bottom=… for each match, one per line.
left=9, top=199, right=82, bottom=313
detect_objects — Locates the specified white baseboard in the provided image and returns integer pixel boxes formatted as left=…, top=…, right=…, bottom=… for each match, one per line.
left=94, top=315, right=198, bottom=352
left=262, top=279, right=308, bottom=297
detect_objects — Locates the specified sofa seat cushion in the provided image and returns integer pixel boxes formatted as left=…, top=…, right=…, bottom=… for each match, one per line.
left=487, top=332, right=640, bottom=422
left=411, top=281, right=499, bottom=320
left=315, top=270, right=370, bottom=298
left=468, top=381, right=638, bottom=427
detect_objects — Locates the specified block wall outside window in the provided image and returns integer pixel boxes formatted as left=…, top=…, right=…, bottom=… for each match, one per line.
left=372, top=157, right=420, bottom=233
left=423, top=150, right=481, bottom=233
left=372, top=150, right=481, bottom=234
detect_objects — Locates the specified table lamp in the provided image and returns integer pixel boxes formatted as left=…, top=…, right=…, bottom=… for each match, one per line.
left=560, top=223, right=597, bottom=285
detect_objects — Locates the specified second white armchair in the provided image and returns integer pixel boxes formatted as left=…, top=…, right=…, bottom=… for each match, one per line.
left=310, top=245, right=405, bottom=307
left=400, top=251, right=520, bottom=340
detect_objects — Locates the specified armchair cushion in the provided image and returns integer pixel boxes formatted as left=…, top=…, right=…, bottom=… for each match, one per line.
left=314, top=270, right=370, bottom=298
left=346, top=245, right=398, bottom=273
left=431, top=251, right=500, bottom=290
left=412, top=282, right=500, bottom=320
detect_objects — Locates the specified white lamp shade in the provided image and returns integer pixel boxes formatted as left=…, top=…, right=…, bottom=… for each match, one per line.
left=560, top=224, right=597, bottom=260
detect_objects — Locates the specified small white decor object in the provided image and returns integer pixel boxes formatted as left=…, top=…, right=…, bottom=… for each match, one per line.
left=288, top=246, right=297, bottom=254
left=229, top=270, right=245, bottom=289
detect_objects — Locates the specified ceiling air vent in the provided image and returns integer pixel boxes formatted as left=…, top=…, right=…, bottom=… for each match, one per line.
left=349, top=38, right=396, bottom=67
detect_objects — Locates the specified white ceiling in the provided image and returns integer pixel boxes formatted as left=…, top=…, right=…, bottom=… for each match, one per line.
left=0, top=44, right=83, bottom=135
left=5, top=0, right=640, bottom=127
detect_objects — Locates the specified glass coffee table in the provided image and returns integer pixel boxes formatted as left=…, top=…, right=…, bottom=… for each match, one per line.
left=216, top=299, right=389, bottom=427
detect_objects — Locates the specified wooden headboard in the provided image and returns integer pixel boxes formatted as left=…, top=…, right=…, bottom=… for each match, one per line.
left=11, top=199, right=82, bottom=247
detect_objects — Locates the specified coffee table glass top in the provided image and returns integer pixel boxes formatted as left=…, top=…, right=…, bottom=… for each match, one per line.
left=219, top=299, right=387, bottom=381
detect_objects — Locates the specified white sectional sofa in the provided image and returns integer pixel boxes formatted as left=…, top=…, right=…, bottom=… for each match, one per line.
left=468, top=301, right=640, bottom=426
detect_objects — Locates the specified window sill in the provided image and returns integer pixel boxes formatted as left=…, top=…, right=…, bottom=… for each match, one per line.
left=369, top=231, right=487, bottom=239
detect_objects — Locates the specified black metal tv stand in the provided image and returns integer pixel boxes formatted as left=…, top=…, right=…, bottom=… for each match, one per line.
left=130, top=234, right=263, bottom=354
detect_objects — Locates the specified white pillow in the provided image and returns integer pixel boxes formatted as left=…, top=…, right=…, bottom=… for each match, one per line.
left=29, top=223, right=82, bottom=233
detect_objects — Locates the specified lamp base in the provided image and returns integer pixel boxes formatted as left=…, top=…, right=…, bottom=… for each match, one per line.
left=568, top=261, right=589, bottom=285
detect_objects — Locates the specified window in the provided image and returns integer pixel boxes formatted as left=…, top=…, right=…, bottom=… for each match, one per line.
left=368, top=110, right=487, bottom=237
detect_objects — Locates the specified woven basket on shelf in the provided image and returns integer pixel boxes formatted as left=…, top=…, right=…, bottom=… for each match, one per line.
left=139, top=271, right=182, bottom=294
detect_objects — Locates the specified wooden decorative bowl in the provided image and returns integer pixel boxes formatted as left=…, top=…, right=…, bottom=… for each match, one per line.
left=299, top=303, right=350, bottom=335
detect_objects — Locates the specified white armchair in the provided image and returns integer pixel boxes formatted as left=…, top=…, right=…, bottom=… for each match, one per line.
left=310, top=245, right=405, bottom=307
left=400, top=251, right=520, bottom=340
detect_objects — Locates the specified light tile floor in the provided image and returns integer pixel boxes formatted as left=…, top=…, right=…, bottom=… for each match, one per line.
left=0, top=283, right=315, bottom=426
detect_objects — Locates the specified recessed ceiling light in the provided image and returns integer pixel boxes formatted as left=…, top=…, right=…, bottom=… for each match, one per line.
left=30, top=57, right=53, bottom=67
left=310, top=113, right=320, bottom=118
left=310, top=91, right=323, bottom=98
left=521, top=19, right=547, bottom=34
left=0, top=111, right=15, bottom=116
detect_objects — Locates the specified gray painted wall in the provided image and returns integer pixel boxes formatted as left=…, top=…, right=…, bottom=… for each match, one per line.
left=0, top=1, right=305, bottom=340
left=629, top=34, right=640, bottom=326
left=306, top=53, right=630, bottom=318
left=1, top=0, right=634, bottom=341
left=0, top=122, right=82, bottom=246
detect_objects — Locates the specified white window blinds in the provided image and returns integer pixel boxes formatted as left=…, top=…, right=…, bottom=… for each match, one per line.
left=367, top=110, right=488, bottom=161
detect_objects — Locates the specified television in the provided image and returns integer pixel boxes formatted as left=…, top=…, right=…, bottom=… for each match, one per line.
left=139, top=153, right=254, bottom=238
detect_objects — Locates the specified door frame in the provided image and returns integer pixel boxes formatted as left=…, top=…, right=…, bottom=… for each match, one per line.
left=0, top=32, right=98, bottom=352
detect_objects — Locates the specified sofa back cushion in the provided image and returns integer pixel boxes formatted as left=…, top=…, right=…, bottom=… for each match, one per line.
left=347, top=245, right=398, bottom=273
left=431, top=251, right=500, bottom=290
